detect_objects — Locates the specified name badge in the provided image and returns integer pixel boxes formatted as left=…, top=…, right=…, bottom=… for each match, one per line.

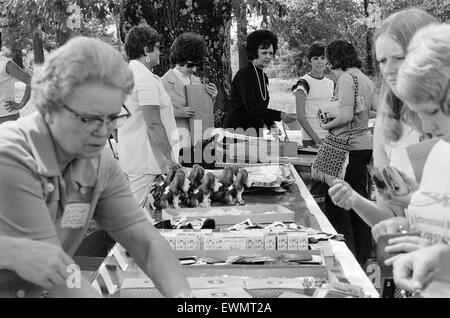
left=61, top=203, right=90, bottom=228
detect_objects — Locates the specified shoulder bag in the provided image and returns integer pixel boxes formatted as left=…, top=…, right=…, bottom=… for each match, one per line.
left=311, top=74, right=359, bottom=186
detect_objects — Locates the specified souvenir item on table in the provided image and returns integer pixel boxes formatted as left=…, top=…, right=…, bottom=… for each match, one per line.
left=211, top=166, right=239, bottom=204
left=148, top=163, right=183, bottom=210
left=226, top=168, right=252, bottom=205
left=159, top=169, right=190, bottom=209
left=189, top=172, right=222, bottom=208
left=163, top=204, right=295, bottom=225
left=183, top=164, right=205, bottom=207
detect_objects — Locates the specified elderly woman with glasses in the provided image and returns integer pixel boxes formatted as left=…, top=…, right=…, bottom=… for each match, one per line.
left=0, top=36, right=191, bottom=297
left=118, top=25, right=179, bottom=212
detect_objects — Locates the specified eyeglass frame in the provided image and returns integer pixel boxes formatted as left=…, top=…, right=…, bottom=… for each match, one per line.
left=61, top=103, right=131, bottom=129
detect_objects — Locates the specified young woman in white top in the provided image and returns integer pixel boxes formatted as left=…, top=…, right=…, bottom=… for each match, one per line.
left=373, top=23, right=450, bottom=254
left=118, top=25, right=179, bottom=210
left=292, top=42, right=334, bottom=147
left=327, top=8, right=438, bottom=227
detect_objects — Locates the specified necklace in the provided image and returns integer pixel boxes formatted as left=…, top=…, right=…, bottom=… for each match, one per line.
left=252, top=62, right=267, bottom=101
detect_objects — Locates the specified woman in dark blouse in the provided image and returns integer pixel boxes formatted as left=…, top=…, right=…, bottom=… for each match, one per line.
left=223, top=29, right=295, bottom=137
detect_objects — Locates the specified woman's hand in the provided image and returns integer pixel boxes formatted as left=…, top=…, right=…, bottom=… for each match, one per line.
left=382, top=170, right=419, bottom=208
left=390, top=244, right=450, bottom=292
left=205, top=83, right=218, bottom=99
left=280, top=112, right=297, bottom=124
left=175, top=107, right=196, bottom=118
left=328, top=179, right=357, bottom=211
left=7, top=238, right=75, bottom=290
left=371, top=217, right=410, bottom=242
left=5, top=101, right=24, bottom=112
left=384, top=236, right=431, bottom=256
left=269, top=125, right=280, bottom=140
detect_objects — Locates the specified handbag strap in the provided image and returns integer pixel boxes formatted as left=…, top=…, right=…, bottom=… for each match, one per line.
left=346, top=73, right=359, bottom=144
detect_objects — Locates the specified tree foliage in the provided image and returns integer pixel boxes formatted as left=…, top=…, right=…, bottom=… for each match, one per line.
left=269, top=0, right=367, bottom=77
left=1, top=0, right=121, bottom=68
left=122, top=0, right=233, bottom=127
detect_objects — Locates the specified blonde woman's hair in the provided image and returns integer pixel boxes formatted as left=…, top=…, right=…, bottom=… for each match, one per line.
left=374, top=8, right=437, bottom=141
left=32, top=36, right=134, bottom=113
left=397, top=23, right=450, bottom=116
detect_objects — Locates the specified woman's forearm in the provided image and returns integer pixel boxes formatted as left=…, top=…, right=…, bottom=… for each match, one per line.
left=351, top=193, right=396, bottom=227
left=147, top=125, right=173, bottom=161
left=298, top=116, right=322, bottom=144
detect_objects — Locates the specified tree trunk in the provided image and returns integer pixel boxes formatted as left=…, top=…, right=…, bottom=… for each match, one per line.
left=122, top=0, right=233, bottom=127
left=235, top=0, right=248, bottom=69
left=33, top=29, right=45, bottom=64
left=364, top=0, right=374, bottom=76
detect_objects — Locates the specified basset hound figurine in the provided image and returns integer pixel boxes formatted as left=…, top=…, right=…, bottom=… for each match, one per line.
left=189, top=164, right=206, bottom=189
left=228, top=168, right=252, bottom=205
left=152, top=163, right=183, bottom=210
left=230, top=164, right=239, bottom=179
left=160, top=169, right=190, bottom=209
left=212, top=166, right=239, bottom=205
left=183, top=164, right=206, bottom=207
left=191, top=172, right=222, bottom=208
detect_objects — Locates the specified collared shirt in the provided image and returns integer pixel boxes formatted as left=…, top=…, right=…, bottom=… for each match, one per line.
left=118, top=60, right=179, bottom=175
left=0, top=112, right=147, bottom=297
left=172, top=67, right=191, bottom=86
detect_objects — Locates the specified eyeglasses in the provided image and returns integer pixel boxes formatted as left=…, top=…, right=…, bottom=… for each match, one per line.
left=62, top=104, right=131, bottom=130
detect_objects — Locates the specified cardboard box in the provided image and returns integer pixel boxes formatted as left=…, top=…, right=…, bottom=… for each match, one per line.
left=277, top=232, right=288, bottom=250
left=264, top=233, right=277, bottom=250
left=297, top=232, right=309, bottom=250
left=175, top=233, right=187, bottom=251
left=287, top=232, right=299, bottom=250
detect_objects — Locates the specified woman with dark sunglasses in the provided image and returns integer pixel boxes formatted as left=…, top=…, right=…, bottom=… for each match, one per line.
left=162, top=32, right=218, bottom=150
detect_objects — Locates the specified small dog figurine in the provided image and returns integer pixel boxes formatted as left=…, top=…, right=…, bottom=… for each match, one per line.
left=160, top=169, right=190, bottom=209
left=183, top=164, right=205, bottom=207
left=212, top=166, right=239, bottom=204
left=152, top=163, right=183, bottom=210
left=190, top=172, right=222, bottom=207
left=189, top=164, right=205, bottom=189
left=228, top=168, right=252, bottom=205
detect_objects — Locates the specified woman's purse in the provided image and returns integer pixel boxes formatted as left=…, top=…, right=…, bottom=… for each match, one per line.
left=311, top=74, right=359, bottom=186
